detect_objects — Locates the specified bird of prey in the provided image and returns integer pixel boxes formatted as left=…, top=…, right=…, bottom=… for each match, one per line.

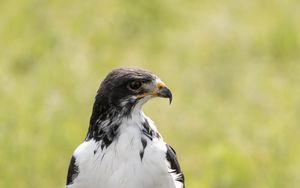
left=66, top=68, right=184, bottom=188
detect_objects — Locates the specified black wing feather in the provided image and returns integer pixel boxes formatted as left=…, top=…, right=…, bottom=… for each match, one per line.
left=166, top=144, right=185, bottom=187
left=66, top=155, right=79, bottom=185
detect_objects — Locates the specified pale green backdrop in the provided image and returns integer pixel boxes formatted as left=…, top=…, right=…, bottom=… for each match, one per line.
left=1, top=0, right=300, bottom=187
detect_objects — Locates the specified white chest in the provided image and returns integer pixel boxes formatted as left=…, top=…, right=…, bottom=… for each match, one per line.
left=69, top=118, right=175, bottom=188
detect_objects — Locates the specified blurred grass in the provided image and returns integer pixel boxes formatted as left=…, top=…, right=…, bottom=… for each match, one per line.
left=1, top=0, right=300, bottom=187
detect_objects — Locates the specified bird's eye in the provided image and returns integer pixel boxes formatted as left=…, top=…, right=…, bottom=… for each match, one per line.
left=128, top=81, right=142, bottom=90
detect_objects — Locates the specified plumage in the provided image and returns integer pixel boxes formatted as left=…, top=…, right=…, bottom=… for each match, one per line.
left=66, top=68, right=184, bottom=188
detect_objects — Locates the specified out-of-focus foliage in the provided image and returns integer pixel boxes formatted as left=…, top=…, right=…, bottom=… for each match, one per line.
left=0, top=0, right=300, bottom=187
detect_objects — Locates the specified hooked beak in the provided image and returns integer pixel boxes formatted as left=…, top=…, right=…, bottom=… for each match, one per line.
left=157, top=86, right=173, bottom=104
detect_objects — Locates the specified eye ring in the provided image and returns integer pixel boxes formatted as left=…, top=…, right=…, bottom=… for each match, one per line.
left=128, top=81, right=142, bottom=90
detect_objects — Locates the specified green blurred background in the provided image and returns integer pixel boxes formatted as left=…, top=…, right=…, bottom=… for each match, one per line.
left=1, top=0, right=300, bottom=187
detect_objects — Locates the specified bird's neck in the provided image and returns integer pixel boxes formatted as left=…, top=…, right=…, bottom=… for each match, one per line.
left=85, top=98, right=145, bottom=144
left=85, top=103, right=160, bottom=150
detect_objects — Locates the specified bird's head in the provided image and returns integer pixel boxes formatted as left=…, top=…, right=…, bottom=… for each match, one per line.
left=97, top=68, right=172, bottom=111
left=91, top=68, right=172, bottom=121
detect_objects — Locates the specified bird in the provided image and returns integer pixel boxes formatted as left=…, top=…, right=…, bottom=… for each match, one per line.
left=66, top=68, right=184, bottom=188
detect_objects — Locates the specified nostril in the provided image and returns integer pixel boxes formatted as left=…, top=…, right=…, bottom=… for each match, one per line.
left=158, top=86, right=164, bottom=90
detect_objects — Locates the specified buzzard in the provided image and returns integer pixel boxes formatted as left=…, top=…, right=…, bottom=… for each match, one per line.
left=66, top=68, right=184, bottom=188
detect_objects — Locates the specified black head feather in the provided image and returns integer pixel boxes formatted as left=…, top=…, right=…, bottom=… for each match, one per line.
left=96, top=68, right=155, bottom=106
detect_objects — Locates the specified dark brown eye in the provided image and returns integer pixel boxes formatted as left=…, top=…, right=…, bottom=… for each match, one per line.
left=128, top=81, right=142, bottom=90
